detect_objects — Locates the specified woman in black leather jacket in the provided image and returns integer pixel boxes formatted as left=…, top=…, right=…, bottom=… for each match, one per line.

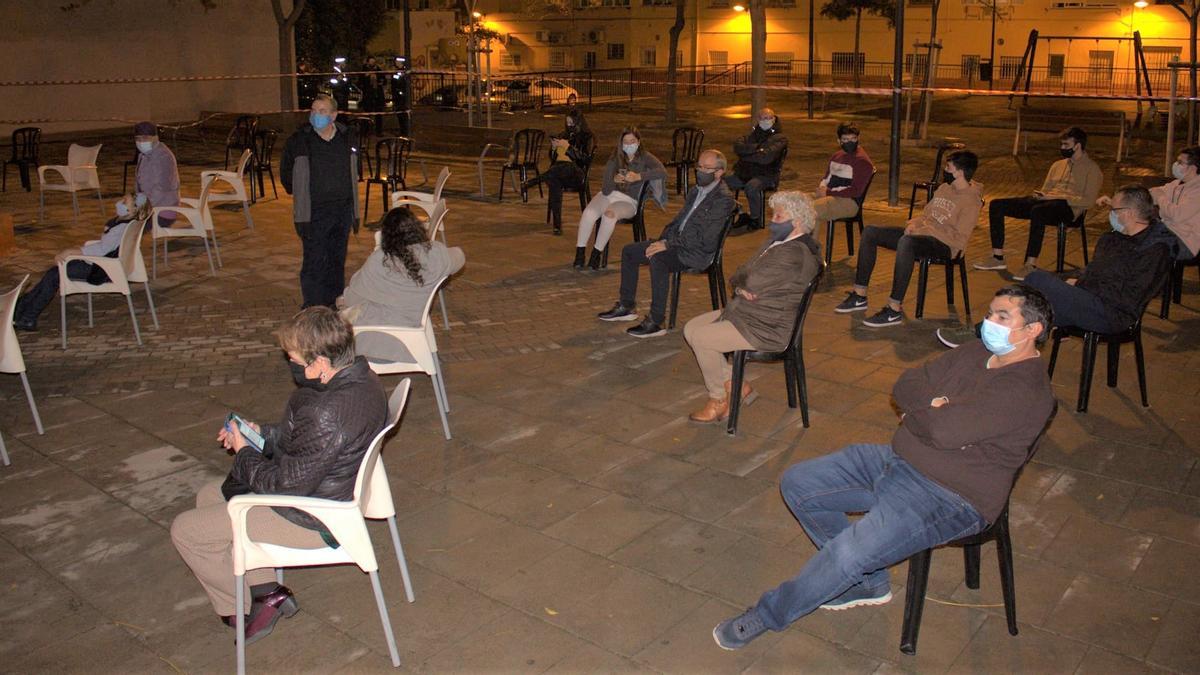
left=526, top=108, right=594, bottom=235
left=171, top=306, right=387, bottom=645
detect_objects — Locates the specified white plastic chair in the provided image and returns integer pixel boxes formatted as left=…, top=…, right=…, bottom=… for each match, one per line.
left=353, top=278, right=452, bottom=440
left=229, top=379, right=415, bottom=675
left=385, top=197, right=451, bottom=330
left=390, top=166, right=450, bottom=206
left=59, top=215, right=159, bottom=349
left=152, top=173, right=220, bottom=278
left=0, top=426, right=9, bottom=467
left=1, top=275, right=45, bottom=436
left=202, top=149, right=255, bottom=230
left=38, top=143, right=103, bottom=222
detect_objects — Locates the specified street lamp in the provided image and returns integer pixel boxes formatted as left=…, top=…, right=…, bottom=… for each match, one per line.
left=732, top=3, right=745, bottom=10
left=1134, top=0, right=1148, bottom=8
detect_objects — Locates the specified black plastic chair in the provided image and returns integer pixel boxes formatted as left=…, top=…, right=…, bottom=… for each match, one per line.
left=1159, top=253, right=1200, bottom=319
left=363, top=137, right=413, bottom=225
left=251, top=129, right=279, bottom=200
left=667, top=205, right=740, bottom=329
left=727, top=265, right=824, bottom=435
left=665, top=127, right=705, bottom=195
left=346, top=116, right=374, bottom=181
left=1053, top=210, right=1090, bottom=274
left=499, top=128, right=546, bottom=203
left=224, top=116, right=259, bottom=170
left=732, top=146, right=788, bottom=229
left=826, top=170, right=876, bottom=269
left=908, top=141, right=966, bottom=219
left=546, top=135, right=598, bottom=225
left=899, top=411, right=1053, bottom=656
left=914, top=252, right=972, bottom=323
left=600, top=181, right=652, bottom=269
left=3, top=127, right=41, bottom=192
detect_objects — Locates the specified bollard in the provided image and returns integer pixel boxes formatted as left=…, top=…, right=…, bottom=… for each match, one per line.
left=0, top=212, right=14, bottom=256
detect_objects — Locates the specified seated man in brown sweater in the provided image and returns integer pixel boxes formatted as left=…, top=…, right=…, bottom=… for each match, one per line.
left=835, top=150, right=982, bottom=327
left=683, top=190, right=823, bottom=423
left=713, top=284, right=1056, bottom=650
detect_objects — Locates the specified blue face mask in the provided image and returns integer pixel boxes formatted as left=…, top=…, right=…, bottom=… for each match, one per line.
left=1109, top=210, right=1125, bottom=233
left=1172, top=161, right=1188, bottom=181
left=768, top=219, right=793, bottom=242
left=980, top=318, right=1028, bottom=356
left=622, top=143, right=638, bottom=157
left=310, top=112, right=333, bottom=131
left=115, top=200, right=130, bottom=218
left=136, top=140, right=155, bottom=154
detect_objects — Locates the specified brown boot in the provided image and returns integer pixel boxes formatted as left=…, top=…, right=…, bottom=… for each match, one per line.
left=690, top=397, right=730, bottom=423
left=724, top=380, right=759, bottom=406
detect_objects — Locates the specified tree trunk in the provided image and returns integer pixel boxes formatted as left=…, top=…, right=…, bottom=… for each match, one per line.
left=853, top=8, right=862, bottom=90
left=665, top=0, right=686, bottom=124
left=919, top=0, right=941, bottom=139
left=750, top=0, right=767, bottom=114
left=272, top=0, right=308, bottom=111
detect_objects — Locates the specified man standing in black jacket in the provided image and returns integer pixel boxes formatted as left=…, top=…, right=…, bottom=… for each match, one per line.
left=281, top=94, right=361, bottom=309
left=598, top=149, right=736, bottom=338
left=1024, top=184, right=1174, bottom=333
left=724, top=108, right=788, bottom=230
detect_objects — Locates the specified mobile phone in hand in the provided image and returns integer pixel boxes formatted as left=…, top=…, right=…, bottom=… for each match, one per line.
left=225, top=412, right=265, bottom=452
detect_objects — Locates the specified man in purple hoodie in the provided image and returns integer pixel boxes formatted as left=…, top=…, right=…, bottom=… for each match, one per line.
left=133, top=121, right=180, bottom=227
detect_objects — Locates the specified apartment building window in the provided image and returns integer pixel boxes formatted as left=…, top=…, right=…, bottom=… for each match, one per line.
left=550, top=50, right=566, bottom=68
left=576, top=0, right=630, bottom=6
left=641, top=47, right=657, bottom=66
left=833, top=52, right=865, bottom=77
left=500, top=53, right=523, bottom=67
left=1048, top=54, right=1066, bottom=79
left=709, top=0, right=730, bottom=6
left=961, top=54, right=980, bottom=79
left=709, top=50, right=729, bottom=66
left=607, top=43, right=625, bottom=60
left=642, top=0, right=674, bottom=5
left=999, top=55, right=1023, bottom=81
left=584, top=51, right=598, bottom=69
left=764, top=0, right=796, bottom=6
left=1088, top=50, right=1114, bottom=86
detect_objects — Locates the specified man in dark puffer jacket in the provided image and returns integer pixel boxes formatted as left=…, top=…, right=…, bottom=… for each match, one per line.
left=171, top=307, right=386, bottom=644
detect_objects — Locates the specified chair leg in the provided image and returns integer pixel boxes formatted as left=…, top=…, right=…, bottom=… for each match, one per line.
left=1047, top=333, right=1062, bottom=376
left=433, top=354, right=450, bottom=413
left=201, top=237, right=217, bottom=276
left=430, top=372, right=452, bottom=440
left=60, top=295, right=68, bottom=350
left=39, top=185, right=45, bottom=222
left=235, top=575, right=247, bottom=675
left=438, top=291, right=450, bottom=330
left=210, top=232, right=223, bottom=268
left=824, top=220, right=835, bottom=267
left=1105, top=339, right=1121, bottom=388
left=96, top=188, right=104, bottom=214
left=963, top=543, right=981, bottom=589
left=241, top=201, right=254, bottom=230
left=796, top=348, right=810, bottom=428
left=994, top=516, right=1019, bottom=636
left=908, top=183, right=919, bottom=219
left=958, top=260, right=972, bottom=324
left=845, top=220, right=855, bottom=256
left=716, top=262, right=728, bottom=307
left=19, top=372, right=45, bottom=435
left=915, top=261, right=930, bottom=319
left=944, top=261, right=955, bottom=307
left=708, top=269, right=721, bottom=311
left=144, top=283, right=159, bottom=330
left=1078, top=332, right=1100, bottom=413
left=1080, top=223, right=1090, bottom=267
left=1133, top=329, right=1149, bottom=407
left=1160, top=274, right=1172, bottom=320
left=0, top=428, right=9, bottom=466
left=498, top=167, right=507, bottom=201
left=126, top=294, right=143, bottom=346
left=899, top=548, right=933, bottom=655
left=369, top=570, right=402, bottom=668
left=726, top=353, right=747, bottom=435
left=387, top=516, right=416, bottom=603
left=364, top=181, right=372, bottom=224
left=276, top=569, right=284, bottom=585
left=783, top=353, right=798, bottom=408
left=1056, top=224, right=1067, bottom=274
left=668, top=272, right=681, bottom=330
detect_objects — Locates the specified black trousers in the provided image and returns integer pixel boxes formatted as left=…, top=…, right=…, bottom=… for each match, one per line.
left=16, top=261, right=108, bottom=323
left=545, top=162, right=585, bottom=228
left=1024, top=270, right=1125, bottom=333
left=298, top=200, right=353, bottom=308
left=619, top=241, right=687, bottom=325
left=854, top=226, right=951, bottom=305
left=988, top=197, right=1075, bottom=259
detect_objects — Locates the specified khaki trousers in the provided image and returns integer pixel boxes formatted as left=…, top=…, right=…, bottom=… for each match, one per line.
left=812, top=195, right=860, bottom=222
left=684, top=310, right=756, bottom=399
left=170, top=479, right=327, bottom=616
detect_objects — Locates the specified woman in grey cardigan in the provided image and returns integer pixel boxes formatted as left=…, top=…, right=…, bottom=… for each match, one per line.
left=340, top=207, right=465, bottom=361
left=575, top=127, right=668, bottom=270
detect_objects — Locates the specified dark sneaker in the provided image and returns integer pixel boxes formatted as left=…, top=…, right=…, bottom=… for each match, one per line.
left=863, top=307, right=903, bottom=328
left=713, top=608, right=769, bottom=650
left=598, top=303, right=638, bottom=322
left=626, top=319, right=667, bottom=338
left=834, top=292, right=868, bottom=313
left=935, top=325, right=979, bottom=349
left=820, top=584, right=893, bottom=611
left=973, top=256, right=1007, bottom=271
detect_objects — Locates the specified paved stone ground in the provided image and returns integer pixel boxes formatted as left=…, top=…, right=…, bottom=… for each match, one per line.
left=1, top=94, right=1198, bottom=673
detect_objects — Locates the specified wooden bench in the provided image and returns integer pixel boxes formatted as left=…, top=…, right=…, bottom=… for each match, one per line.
left=406, top=124, right=519, bottom=198
left=1013, top=107, right=1129, bottom=162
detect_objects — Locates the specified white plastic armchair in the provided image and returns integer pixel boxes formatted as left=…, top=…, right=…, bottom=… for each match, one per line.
left=228, top=379, right=414, bottom=675
left=390, top=166, right=450, bottom=205
left=0, top=426, right=8, bottom=467
left=201, top=149, right=255, bottom=229
left=353, top=277, right=451, bottom=439
left=38, top=143, right=103, bottom=222
left=152, top=173, right=220, bottom=278
left=58, top=215, right=159, bottom=349
left=1, top=275, right=44, bottom=436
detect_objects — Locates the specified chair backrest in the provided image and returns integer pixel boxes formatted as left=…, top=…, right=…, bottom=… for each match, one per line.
left=11, top=127, right=40, bottom=162
left=432, top=166, right=451, bottom=201
left=234, top=148, right=252, bottom=178
left=855, top=170, right=877, bottom=208
left=785, top=263, right=826, bottom=353
left=355, top=379, right=411, bottom=517
left=709, top=204, right=741, bottom=269
left=227, top=115, right=258, bottom=148
left=252, top=129, right=278, bottom=168
left=119, top=216, right=151, bottom=282
left=67, top=144, right=102, bottom=188
left=671, top=127, right=705, bottom=164
left=928, top=141, right=967, bottom=184
left=513, top=128, right=546, bottom=166
left=426, top=199, right=448, bottom=240
left=0, top=275, right=30, bottom=374
left=375, top=137, right=412, bottom=181
left=389, top=196, right=437, bottom=218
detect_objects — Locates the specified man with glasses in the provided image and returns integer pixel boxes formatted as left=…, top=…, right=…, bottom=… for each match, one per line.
left=598, top=149, right=736, bottom=338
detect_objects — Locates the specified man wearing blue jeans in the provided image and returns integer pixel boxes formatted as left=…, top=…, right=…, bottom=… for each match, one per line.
left=714, top=285, right=1057, bottom=650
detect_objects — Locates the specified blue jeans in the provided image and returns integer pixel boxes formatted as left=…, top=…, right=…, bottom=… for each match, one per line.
left=753, top=443, right=986, bottom=631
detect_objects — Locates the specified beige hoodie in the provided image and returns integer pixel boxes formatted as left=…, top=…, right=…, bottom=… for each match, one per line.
left=905, top=180, right=984, bottom=257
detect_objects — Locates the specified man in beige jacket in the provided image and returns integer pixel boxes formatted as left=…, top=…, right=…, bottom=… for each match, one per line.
left=835, top=150, right=982, bottom=328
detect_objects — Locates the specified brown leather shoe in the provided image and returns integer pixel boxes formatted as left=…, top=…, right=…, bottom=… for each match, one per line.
left=690, top=397, right=730, bottom=423
left=724, top=380, right=759, bottom=406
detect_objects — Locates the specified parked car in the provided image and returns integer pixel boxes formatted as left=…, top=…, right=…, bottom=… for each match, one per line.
left=417, top=83, right=505, bottom=110
left=498, top=78, right=579, bottom=111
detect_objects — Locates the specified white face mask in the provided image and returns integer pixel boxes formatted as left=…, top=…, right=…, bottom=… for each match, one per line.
left=136, top=140, right=155, bottom=154
left=1173, top=161, right=1190, bottom=181
left=758, top=118, right=775, bottom=131
left=115, top=200, right=130, bottom=217
left=622, top=143, right=638, bottom=157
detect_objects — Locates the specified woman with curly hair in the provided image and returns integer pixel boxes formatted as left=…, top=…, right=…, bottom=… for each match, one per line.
left=339, top=206, right=465, bottom=360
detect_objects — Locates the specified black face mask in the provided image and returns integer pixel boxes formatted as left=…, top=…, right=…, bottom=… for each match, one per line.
left=695, top=170, right=717, bottom=187
left=288, top=361, right=326, bottom=390
left=942, top=170, right=955, bottom=184
left=841, top=141, right=858, bottom=154
left=1060, top=145, right=1075, bottom=159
